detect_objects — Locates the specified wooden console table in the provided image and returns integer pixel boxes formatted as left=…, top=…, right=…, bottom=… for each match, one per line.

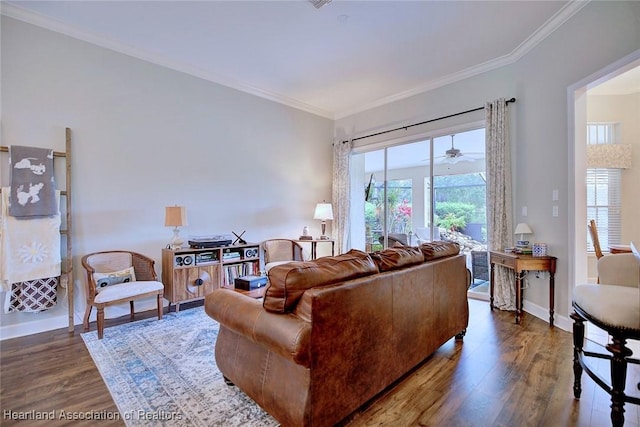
left=489, top=251, right=557, bottom=326
left=294, top=238, right=335, bottom=260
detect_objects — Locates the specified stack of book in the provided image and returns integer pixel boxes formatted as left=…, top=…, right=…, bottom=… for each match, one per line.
left=505, top=241, right=532, bottom=255
left=514, top=240, right=532, bottom=255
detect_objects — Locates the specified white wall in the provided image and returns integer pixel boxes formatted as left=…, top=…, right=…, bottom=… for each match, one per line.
left=335, top=1, right=640, bottom=328
left=1, top=17, right=333, bottom=337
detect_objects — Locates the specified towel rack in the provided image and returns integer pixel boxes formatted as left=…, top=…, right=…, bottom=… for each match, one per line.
left=0, top=127, right=74, bottom=332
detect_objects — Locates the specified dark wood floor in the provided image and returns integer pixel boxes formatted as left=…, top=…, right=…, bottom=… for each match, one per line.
left=1, top=299, right=638, bottom=427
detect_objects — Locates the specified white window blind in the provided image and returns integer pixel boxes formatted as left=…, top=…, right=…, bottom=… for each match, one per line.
left=586, top=123, right=622, bottom=252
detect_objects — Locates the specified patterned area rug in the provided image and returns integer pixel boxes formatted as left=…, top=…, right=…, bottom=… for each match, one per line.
left=82, top=306, right=279, bottom=426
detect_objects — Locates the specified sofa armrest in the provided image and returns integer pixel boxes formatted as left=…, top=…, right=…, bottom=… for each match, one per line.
left=204, top=288, right=311, bottom=367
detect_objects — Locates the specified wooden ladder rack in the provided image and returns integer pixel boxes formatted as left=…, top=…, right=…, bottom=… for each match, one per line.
left=0, top=128, right=74, bottom=332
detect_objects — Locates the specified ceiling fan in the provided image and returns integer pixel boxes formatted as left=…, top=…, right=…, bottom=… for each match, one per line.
left=435, top=134, right=484, bottom=164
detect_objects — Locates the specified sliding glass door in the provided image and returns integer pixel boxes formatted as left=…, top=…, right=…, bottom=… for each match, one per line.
left=356, top=140, right=432, bottom=251
left=351, top=128, right=488, bottom=293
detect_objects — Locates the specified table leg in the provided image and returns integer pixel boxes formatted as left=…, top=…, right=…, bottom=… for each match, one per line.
left=515, top=271, right=523, bottom=324
left=490, top=262, right=495, bottom=310
left=311, top=242, right=317, bottom=260
left=549, top=271, right=555, bottom=327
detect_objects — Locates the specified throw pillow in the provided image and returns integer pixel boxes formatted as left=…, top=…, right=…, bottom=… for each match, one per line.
left=93, top=267, right=136, bottom=292
left=419, top=241, right=460, bottom=260
left=369, top=246, right=425, bottom=272
left=264, top=249, right=379, bottom=313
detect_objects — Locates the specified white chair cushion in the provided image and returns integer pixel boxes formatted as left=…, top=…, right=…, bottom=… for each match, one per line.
left=573, top=284, right=640, bottom=331
left=94, top=280, right=164, bottom=304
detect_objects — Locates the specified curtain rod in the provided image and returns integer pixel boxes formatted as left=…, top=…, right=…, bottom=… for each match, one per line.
left=343, top=97, right=516, bottom=144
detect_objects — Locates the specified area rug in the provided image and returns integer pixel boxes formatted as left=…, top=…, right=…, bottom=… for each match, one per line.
left=82, top=306, right=279, bottom=426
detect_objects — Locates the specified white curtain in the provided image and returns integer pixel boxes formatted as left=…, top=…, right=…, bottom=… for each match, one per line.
left=486, top=98, right=515, bottom=310
left=332, top=140, right=352, bottom=254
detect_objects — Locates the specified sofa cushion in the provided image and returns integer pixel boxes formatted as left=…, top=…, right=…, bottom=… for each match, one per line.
left=369, top=246, right=425, bottom=272
left=264, top=249, right=379, bottom=313
left=419, top=241, right=460, bottom=260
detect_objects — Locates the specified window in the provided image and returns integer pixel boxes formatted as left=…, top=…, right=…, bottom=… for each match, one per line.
left=586, top=123, right=621, bottom=252
left=352, top=128, right=487, bottom=251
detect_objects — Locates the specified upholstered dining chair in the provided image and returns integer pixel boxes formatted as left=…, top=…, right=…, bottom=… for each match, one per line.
left=81, top=250, right=164, bottom=339
left=262, top=239, right=305, bottom=272
left=571, top=242, right=640, bottom=427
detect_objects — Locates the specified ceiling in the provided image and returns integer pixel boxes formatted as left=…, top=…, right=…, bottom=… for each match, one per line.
left=0, top=0, right=599, bottom=119
left=588, top=66, right=640, bottom=96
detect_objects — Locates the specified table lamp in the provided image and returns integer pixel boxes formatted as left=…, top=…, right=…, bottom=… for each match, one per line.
left=514, top=223, right=532, bottom=246
left=165, top=206, right=187, bottom=250
left=314, top=202, right=333, bottom=240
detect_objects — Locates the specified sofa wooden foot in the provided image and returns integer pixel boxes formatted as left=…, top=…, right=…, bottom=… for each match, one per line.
left=223, top=376, right=234, bottom=386
left=455, top=329, right=466, bottom=340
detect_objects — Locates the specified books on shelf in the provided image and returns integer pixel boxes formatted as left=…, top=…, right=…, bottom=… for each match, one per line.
left=223, top=261, right=260, bottom=286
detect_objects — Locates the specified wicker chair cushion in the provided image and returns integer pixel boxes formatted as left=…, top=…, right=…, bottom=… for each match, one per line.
left=94, top=280, right=163, bottom=304
left=573, top=284, right=640, bottom=331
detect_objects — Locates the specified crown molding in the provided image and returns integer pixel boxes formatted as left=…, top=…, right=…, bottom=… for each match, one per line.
left=3, top=1, right=589, bottom=121
left=333, top=0, right=590, bottom=119
left=1, top=3, right=335, bottom=120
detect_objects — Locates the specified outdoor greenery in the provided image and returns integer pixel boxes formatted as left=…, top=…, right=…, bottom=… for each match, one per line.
left=434, top=202, right=474, bottom=231
left=364, top=173, right=487, bottom=246
left=434, top=173, right=486, bottom=234
left=365, top=180, right=412, bottom=249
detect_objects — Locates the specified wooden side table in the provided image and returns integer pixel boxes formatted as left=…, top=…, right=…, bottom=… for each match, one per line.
left=294, top=238, right=335, bottom=260
left=489, top=251, right=557, bottom=326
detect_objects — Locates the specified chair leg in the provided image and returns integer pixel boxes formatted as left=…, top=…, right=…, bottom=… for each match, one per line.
left=607, top=335, right=632, bottom=427
left=83, top=305, right=92, bottom=331
left=130, top=301, right=135, bottom=321
left=157, top=294, right=163, bottom=320
left=97, top=307, right=105, bottom=340
left=570, top=311, right=585, bottom=399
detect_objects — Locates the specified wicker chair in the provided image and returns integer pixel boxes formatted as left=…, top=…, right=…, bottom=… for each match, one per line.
left=81, top=250, right=164, bottom=339
left=262, top=239, right=305, bottom=272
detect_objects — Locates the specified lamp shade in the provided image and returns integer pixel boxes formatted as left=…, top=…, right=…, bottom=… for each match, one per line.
left=165, top=206, right=187, bottom=227
left=514, top=223, right=532, bottom=235
left=586, top=144, right=632, bottom=169
left=313, top=203, right=334, bottom=221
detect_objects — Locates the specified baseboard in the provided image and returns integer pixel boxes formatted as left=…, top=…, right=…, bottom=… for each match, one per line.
left=523, top=300, right=572, bottom=332
left=0, top=313, right=70, bottom=340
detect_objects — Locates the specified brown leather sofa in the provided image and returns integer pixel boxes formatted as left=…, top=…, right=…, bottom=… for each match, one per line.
left=205, top=242, right=469, bottom=427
